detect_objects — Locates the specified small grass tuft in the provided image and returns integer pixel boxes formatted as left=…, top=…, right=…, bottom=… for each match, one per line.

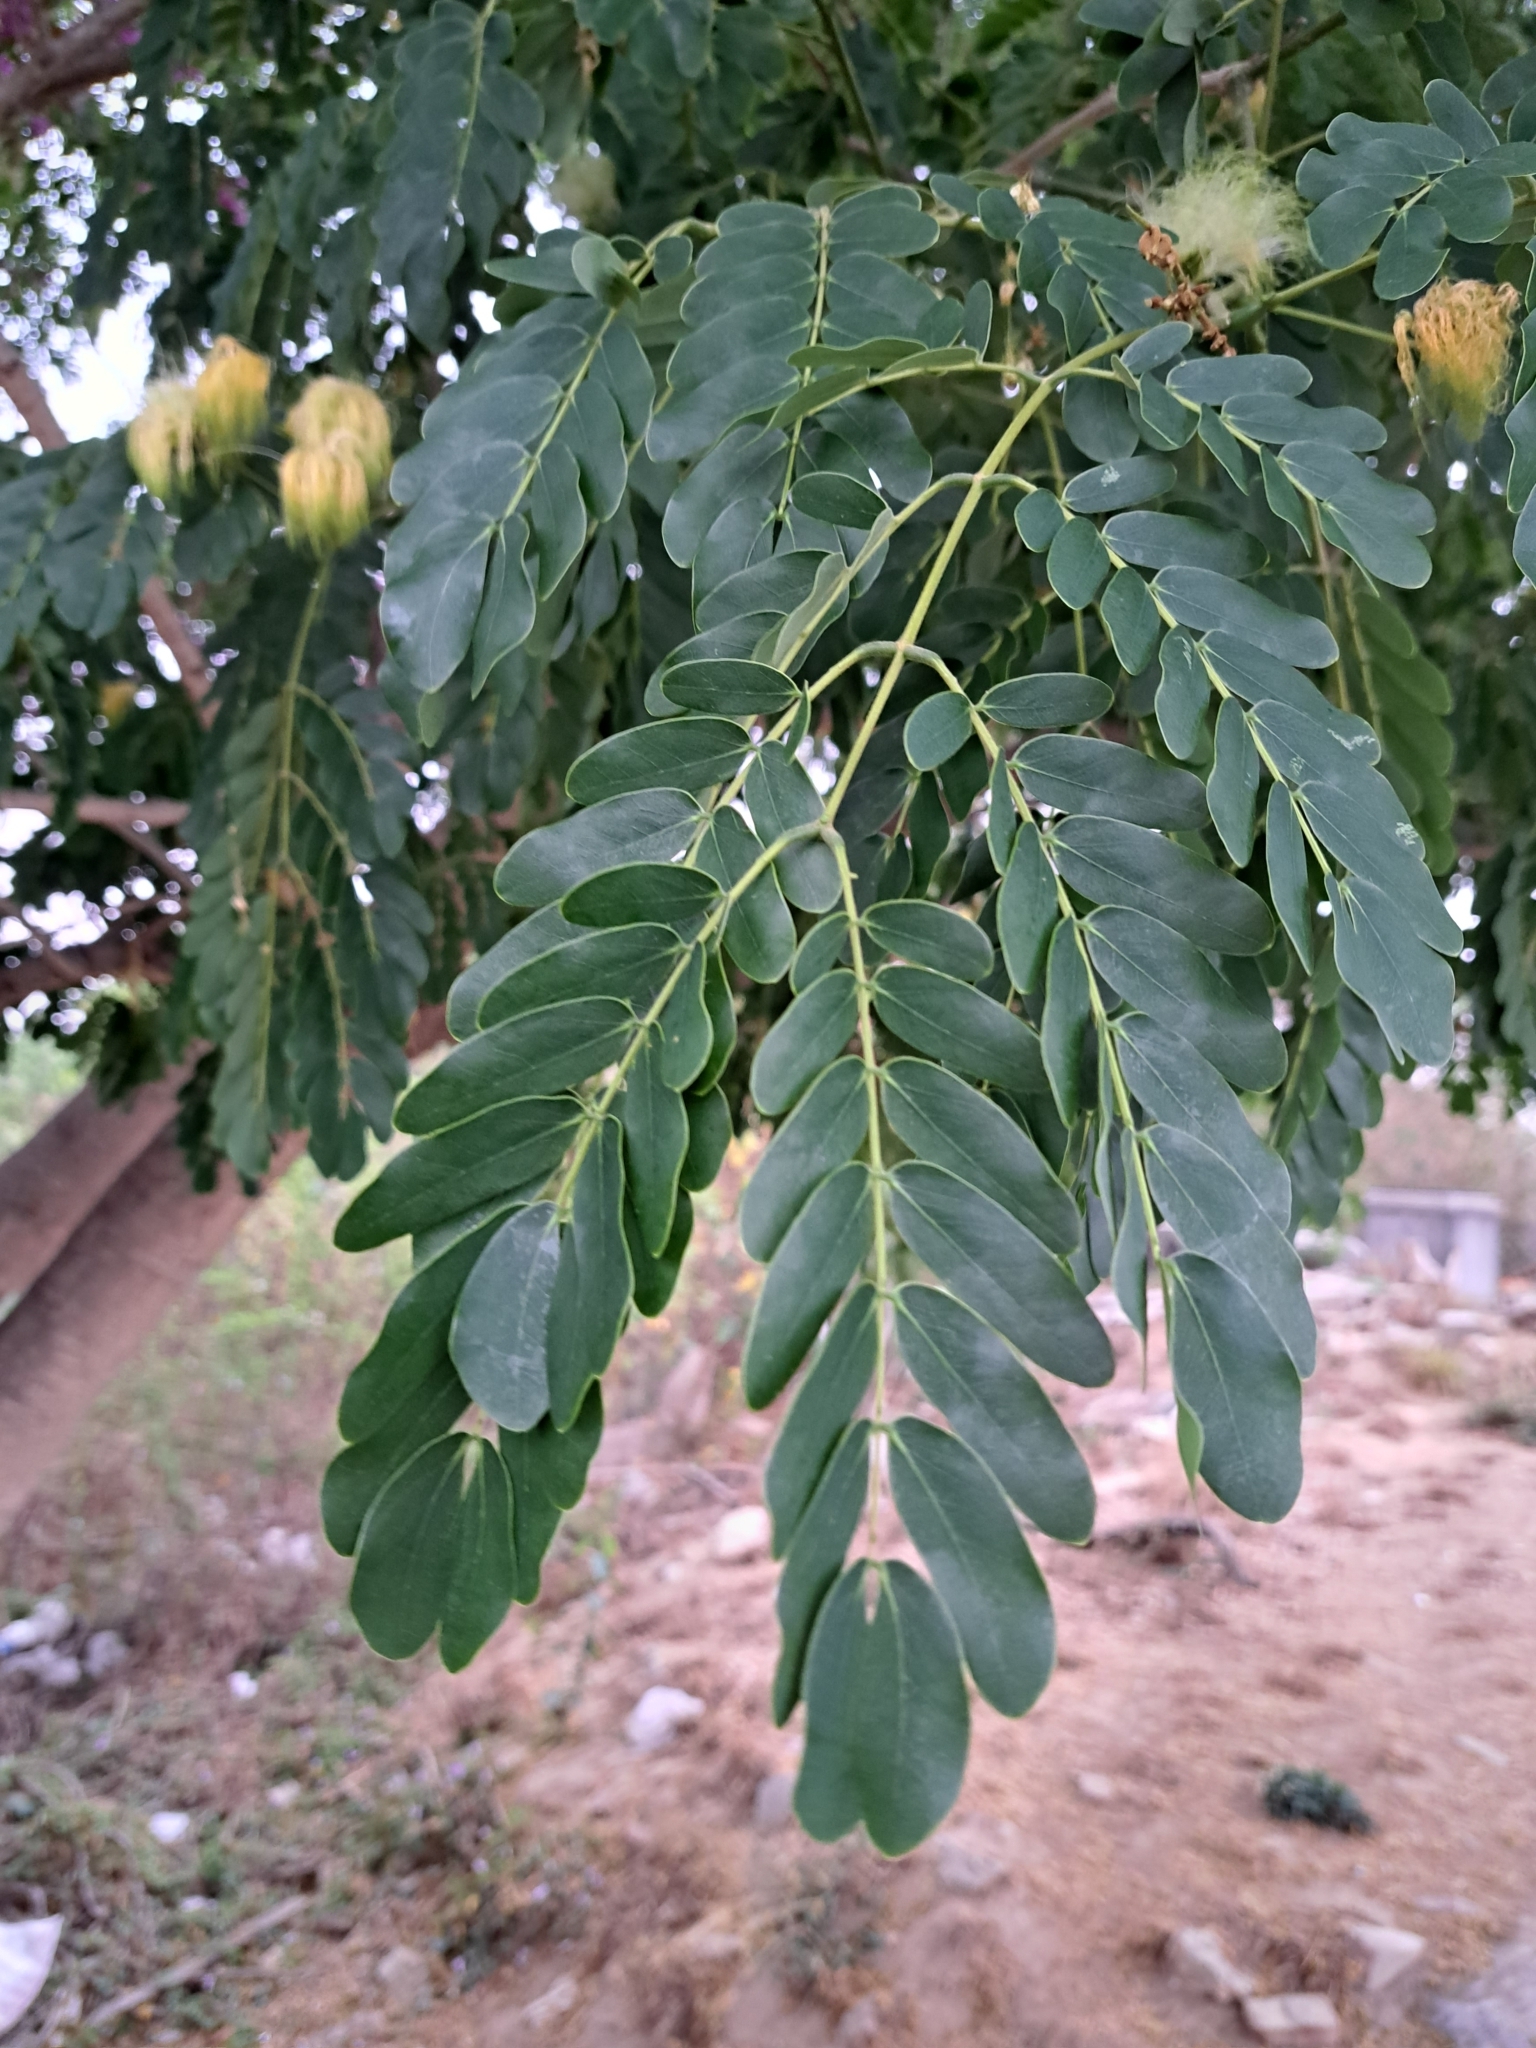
left=1263, top=1767, right=1374, bottom=1834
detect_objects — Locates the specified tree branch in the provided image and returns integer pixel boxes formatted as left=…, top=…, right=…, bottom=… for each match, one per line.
left=0, top=0, right=148, bottom=134
left=998, top=13, right=1346, bottom=175
left=0, top=1119, right=308, bottom=1531
left=0, top=341, right=214, bottom=714
left=0, top=790, right=188, bottom=879
left=0, top=908, right=180, bottom=1010
left=0, top=789, right=190, bottom=830
left=0, top=1060, right=195, bottom=1304
left=138, top=578, right=215, bottom=715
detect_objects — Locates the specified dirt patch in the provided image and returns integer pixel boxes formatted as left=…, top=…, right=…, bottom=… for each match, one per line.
left=2, top=1161, right=1535, bottom=2045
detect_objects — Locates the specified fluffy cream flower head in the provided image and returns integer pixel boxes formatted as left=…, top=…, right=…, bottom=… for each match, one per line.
left=193, top=336, right=271, bottom=469
left=280, top=435, right=373, bottom=556
left=127, top=381, right=198, bottom=501
left=286, top=376, right=393, bottom=492
left=1394, top=278, right=1521, bottom=441
left=1147, top=154, right=1307, bottom=294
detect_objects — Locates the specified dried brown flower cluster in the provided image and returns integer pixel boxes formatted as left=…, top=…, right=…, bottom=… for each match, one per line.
left=1139, top=225, right=1236, bottom=357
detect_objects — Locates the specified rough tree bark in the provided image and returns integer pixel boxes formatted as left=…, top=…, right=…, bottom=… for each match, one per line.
left=0, top=1062, right=193, bottom=1305
left=0, top=0, right=149, bottom=135
left=0, top=1125, right=308, bottom=1530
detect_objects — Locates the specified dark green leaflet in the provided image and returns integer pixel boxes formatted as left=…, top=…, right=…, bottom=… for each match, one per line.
left=449, top=1202, right=563, bottom=1429
left=772, top=1421, right=871, bottom=1723
left=765, top=1287, right=878, bottom=1555
left=796, top=1561, right=969, bottom=1857
left=395, top=998, right=634, bottom=1134
left=888, top=1418, right=1056, bottom=1716
left=879, top=1060, right=1079, bottom=1255
left=1086, top=910, right=1286, bottom=1092
left=895, top=1285, right=1095, bottom=1543
left=335, top=1096, right=581, bottom=1250
left=888, top=1162, right=1114, bottom=1387
left=477, top=923, right=680, bottom=1028
left=872, top=964, right=1049, bottom=1099
left=1049, top=817, right=1273, bottom=955
left=743, top=1161, right=874, bottom=1406
left=545, top=1118, right=631, bottom=1428
left=740, top=1057, right=868, bottom=1261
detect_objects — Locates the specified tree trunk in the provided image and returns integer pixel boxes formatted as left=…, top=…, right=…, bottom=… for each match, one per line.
left=0, top=1068, right=192, bottom=1305
left=0, top=1125, right=307, bottom=1530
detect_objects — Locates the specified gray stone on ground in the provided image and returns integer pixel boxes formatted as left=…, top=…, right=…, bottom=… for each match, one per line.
left=1165, top=1925, right=1255, bottom=2002
left=1241, top=1991, right=1341, bottom=2044
left=83, top=1630, right=128, bottom=1680
left=624, top=1685, right=705, bottom=1751
left=752, top=1771, right=794, bottom=1831
left=933, top=1835, right=1009, bottom=1896
left=1429, top=1923, right=1536, bottom=2047
left=521, top=1974, right=580, bottom=2030
left=835, top=1995, right=881, bottom=2044
left=375, top=1944, right=431, bottom=2012
left=1347, top=1921, right=1427, bottom=2025
left=928, top=1813, right=1021, bottom=1895
left=1346, top=1920, right=1425, bottom=1993
left=709, top=1505, right=770, bottom=1562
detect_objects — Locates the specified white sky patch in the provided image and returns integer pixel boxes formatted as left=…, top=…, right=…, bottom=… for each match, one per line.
left=0, top=266, right=167, bottom=446
left=525, top=178, right=574, bottom=236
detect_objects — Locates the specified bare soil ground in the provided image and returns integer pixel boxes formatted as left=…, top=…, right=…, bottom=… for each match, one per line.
left=2, top=1093, right=1534, bottom=2047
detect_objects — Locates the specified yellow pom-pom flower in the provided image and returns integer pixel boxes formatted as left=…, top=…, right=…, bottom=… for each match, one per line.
left=286, top=376, right=393, bottom=491
left=193, top=335, right=271, bottom=468
left=126, top=381, right=198, bottom=501
left=1147, top=154, right=1307, bottom=295
left=1394, top=278, right=1521, bottom=441
left=279, top=434, right=373, bottom=555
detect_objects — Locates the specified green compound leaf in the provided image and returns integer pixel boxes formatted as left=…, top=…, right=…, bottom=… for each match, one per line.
left=795, top=1560, right=970, bottom=1857
left=888, top=1417, right=1055, bottom=1715
left=895, top=1285, right=1095, bottom=1542
left=352, top=1434, right=516, bottom=1670
left=1166, top=1254, right=1304, bottom=1523
left=1018, top=735, right=1208, bottom=830
left=765, top=1287, right=878, bottom=1555
left=1050, top=816, right=1273, bottom=955
left=880, top=1059, right=1079, bottom=1256
left=449, top=1202, right=563, bottom=1430
left=743, top=1161, right=873, bottom=1407
left=888, top=1161, right=1114, bottom=1386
